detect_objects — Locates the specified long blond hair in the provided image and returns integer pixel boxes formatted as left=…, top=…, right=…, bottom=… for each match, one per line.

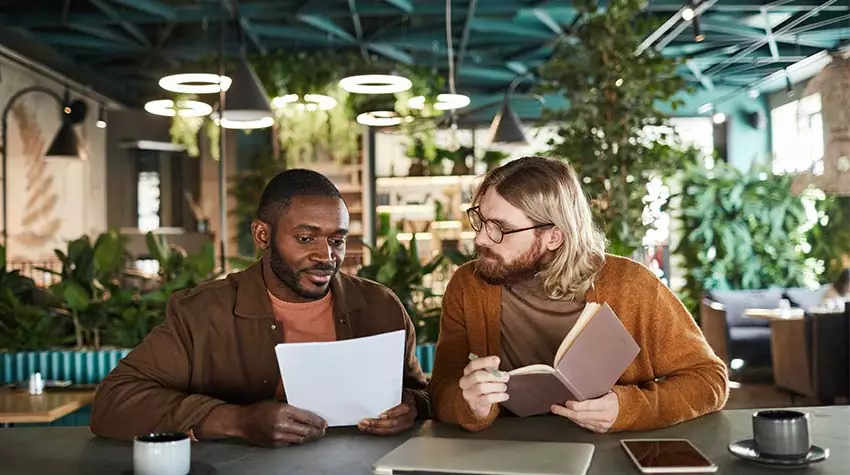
left=473, top=156, right=607, bottom=300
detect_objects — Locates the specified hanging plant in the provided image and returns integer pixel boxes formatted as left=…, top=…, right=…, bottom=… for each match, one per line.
left=168, top=93, right=206, bottom=158
left=166, top=52, right=446, bottom=167
left=273, top=84, right=359, bottom=166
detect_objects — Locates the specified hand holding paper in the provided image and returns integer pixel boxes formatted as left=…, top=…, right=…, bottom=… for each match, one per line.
left=274, top=330, right=406, bottom=427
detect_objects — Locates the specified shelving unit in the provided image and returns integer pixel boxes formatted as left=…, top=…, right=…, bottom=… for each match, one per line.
left=375, top=174, right=482, bottom=259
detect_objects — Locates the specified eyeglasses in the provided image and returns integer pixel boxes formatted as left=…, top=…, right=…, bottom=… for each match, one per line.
left=466, top=206, right=554, bottom=244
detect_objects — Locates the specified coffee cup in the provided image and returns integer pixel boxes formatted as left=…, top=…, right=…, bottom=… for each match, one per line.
left=133, top=432, right=191, bottom=475
left=752, top=410, right=811, bottom=458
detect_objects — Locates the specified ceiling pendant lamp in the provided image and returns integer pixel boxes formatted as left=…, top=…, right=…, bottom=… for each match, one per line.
left=408, top=93, right=471, bottom=111
left=488, top=74, right=531, bottom=145
left=158, top=73, right=232, bottom=94
left=220, top=54, right=273, bottom=127
left=339, top=73, right=412, bottom=94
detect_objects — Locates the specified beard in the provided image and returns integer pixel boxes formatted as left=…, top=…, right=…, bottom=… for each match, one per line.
left=474, top=238, right=545, bottom=285
left=269, top=239, right=338, bottom=300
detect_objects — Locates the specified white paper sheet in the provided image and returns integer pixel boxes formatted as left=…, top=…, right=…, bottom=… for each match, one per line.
left=274, top=329, right=405, bottom=427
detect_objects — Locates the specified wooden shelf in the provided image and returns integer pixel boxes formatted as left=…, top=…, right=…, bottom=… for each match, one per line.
left=376, top=175, right=480, bottom=189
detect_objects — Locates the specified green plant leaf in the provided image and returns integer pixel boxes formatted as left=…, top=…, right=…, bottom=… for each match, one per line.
left=61, top=281, right=91, bottom=312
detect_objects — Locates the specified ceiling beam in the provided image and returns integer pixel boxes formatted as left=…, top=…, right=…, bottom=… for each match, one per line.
left=636, top=0, right=716, bottom=55
left=706, top=0, right=839, bottom=76
left=762, top=7, right=780, bottom=60
left=66, top=23, right=137, bottom=46
left=109, top=0, right=177, bottom=20
left=347, top=0, right=370, bottom=60
left=382, top=0, right=412, bottom=14
left=89, top=0, right=151, bottom=47
left=647, top=0, right=847, bottom=13
left=363, top=43, right=412, bottom=64
left=469, top=19, right=553, bottom=41
left=456, top=0, right=479, bottom=75
left=297, top=15, right=357, bottom=43
left=532, top=9, right=564, bottom=36
left=222, top=1, right=266, bottom=55
left=250, top=23, right=337, bottom=43
left=701, top=19, right=833, bottom=49
left=686, top=59, right=714, bottom=90
left=38, top=32, right=143, bottom=50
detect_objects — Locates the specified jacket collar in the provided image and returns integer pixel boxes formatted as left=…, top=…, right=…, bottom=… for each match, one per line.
left=232, top=258, right=368, bottom=319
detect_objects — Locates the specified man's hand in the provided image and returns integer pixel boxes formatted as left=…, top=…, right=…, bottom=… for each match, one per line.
left=358, top=390, right=417, bottom=435
left=235, top=400, right=327, bottom=447
left=550, top=391, right=619, bottom=433
left=459, top=355, right=509, bottom=419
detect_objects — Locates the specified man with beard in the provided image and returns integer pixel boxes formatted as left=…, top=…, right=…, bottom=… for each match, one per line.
left=91, top=169, right=429, bottom=447
left=429, top=156, right=728, bottom=433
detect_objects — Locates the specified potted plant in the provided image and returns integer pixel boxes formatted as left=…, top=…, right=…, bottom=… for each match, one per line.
left=357, top=231, right=444, bottom=372
left=0, top=230, right=218, bottom=390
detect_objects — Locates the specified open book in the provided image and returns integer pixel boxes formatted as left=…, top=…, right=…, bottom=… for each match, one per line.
left=501, top=302, right=640, bottom=417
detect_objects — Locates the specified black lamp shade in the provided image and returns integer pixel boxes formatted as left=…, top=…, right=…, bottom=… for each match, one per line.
left=45, top=120, right=80, bottom=158
left=488, top=98, right=527, bottom=145
left=222, top=56, right=272, bottom=122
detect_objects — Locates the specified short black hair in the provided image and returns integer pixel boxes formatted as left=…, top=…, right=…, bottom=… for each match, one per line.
left=256, top=169, right=343, bottom=225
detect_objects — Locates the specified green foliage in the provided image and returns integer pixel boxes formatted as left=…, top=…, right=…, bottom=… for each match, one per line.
left=805, top=195, right=850, bottom=282
left=358, top=233, right=444, bottom=343
left=0, top=290, right=71, bottom=351
left=38, top=229, right=131, bottom=349
left=229, top=150, right=287, bottom=256
left=538, top=0, right=697, bottom=254
left=673, top=162, right=814, bottom=315
left=0, top=258, right=71, bottom=351
left=0, top=230, right=220, bottom=352
left=169, top=51, right=446, bottom=167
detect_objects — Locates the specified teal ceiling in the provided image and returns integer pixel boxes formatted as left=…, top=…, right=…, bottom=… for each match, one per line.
left=0, top=0, right=847, bottom=119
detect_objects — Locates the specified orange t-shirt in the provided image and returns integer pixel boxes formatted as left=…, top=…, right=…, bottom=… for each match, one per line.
left=268, top=290, right=336, bottom=400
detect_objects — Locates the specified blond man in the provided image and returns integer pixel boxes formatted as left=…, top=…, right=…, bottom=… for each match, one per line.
left=428, top=156, right=728, bottom=433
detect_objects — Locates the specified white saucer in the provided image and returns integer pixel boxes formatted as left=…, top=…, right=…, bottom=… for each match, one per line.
left=728, top=439, right=829, bottom=467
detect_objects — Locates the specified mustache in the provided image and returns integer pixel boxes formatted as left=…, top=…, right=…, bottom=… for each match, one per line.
left=474, top=246, right=498, bottom=260
left=303, top=264, right=337, bottom=273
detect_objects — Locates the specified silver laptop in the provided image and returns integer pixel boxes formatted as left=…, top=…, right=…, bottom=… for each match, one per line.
left=373, top=437, right=595, bottom=475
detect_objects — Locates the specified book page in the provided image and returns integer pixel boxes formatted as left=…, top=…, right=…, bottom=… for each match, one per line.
left=274, top=330, right=405, bottom=427
left=553, top=302, right=600, bottom=364
left=508, top=364, right=556, bottom=376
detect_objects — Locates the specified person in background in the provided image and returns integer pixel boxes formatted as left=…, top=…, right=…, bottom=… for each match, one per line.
left=821, top=268, right=850, bottom=305
left=91, top=169, right=429, bottom=447
left=428, top=156, right=728, bottom=434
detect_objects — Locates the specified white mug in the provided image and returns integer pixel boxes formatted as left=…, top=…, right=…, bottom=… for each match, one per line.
left=133, top=432, right=191, bottom=475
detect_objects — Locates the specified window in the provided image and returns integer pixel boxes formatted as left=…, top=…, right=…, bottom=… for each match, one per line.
left=137, top=171, right=161, bottom=232
left=771, top=94, right=823, bottom=174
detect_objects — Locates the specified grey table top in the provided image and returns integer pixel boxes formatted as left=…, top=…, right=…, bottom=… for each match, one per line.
left=0, top=406, right=847, bottom=474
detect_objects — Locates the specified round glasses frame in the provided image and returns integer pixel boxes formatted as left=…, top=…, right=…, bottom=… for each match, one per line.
left=466, top=206, right=554, bottom=244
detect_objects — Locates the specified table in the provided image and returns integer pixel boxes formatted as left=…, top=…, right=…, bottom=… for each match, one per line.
left=745, top=307, right=849, bottom=401
left=0, top=406, right=847, bottom=474
left=743, top=308, right=805, bottom=320
left=0, top=389, right=95, bottom=424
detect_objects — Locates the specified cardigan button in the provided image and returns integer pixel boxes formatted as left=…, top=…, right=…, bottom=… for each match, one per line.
left=270, top=324, right=277, bottom=330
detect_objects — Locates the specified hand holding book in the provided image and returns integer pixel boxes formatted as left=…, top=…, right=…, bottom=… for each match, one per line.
left=550, top=390, right=620, bottom=433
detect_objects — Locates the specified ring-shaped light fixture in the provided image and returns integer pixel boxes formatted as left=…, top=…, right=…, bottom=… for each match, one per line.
left=211, top=112, right=275, bottom=130
left=272, top=93, right=337, bottom=111
left=158, top=73, right=232, bottom=94
left=408, top=93, right=471, bottom=111
left=144, top=99, right=212, bottom=117
left=356, top=110, right=402, bottom=127
left=340, top=74, right=412, bottom=94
